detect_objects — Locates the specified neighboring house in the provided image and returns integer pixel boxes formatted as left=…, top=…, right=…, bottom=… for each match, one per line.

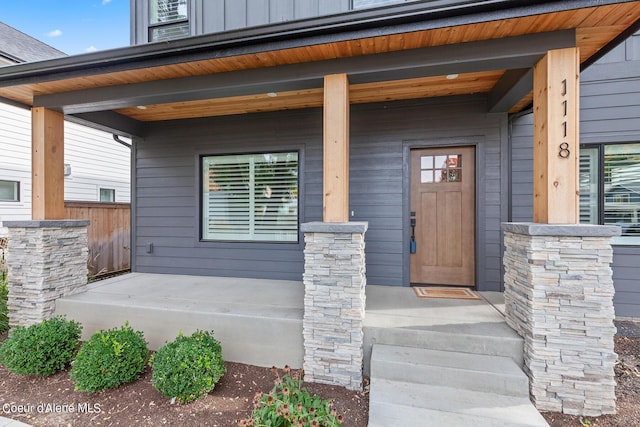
left=0, top=22, right=131, bottom=234
left=0, top=1, right=638, bottom=311
left=511, top=30, right=640, bottom=317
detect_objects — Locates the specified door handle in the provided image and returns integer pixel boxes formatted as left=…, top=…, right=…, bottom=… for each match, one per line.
left=410, top=212, right=417, bottom=254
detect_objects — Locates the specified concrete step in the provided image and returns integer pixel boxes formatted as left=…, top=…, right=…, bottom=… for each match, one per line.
left=364, top=326, right=524, bottom=375
left=370, top=344, right=530, bottom=397
left=369, top=379, right=548, bottom=427
left=369, top=401, right=547, bottom=427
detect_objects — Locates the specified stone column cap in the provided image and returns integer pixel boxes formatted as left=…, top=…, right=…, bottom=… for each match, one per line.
left=2, top=220, right=90, bottom=228
left=301, top=221, right=368, bottom=233
left=501, top=222, right=621, bottom=237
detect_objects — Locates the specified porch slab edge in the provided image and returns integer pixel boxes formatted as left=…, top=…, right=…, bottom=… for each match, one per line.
left=301, top=221, right=368, bottom=233
left=2, top=220, right=90, bottom=228
left=501, top=222, right=620, bottom=237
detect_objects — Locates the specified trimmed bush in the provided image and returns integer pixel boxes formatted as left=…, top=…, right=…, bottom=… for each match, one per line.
left=151, top=330, right=226, bottom=403
left=70, top=323, right=148, bottom=393
left=243, top=368, right=344, bottom=427
left=0, top=276, right=7, bottom=333
left=0, top=316, right=81, bottom=377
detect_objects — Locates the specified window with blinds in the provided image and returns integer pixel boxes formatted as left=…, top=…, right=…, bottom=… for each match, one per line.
left=149, top=0, right=189, bottom=42
left=202, top=152, right=299, bottom=242
left=579, top=143, right=640, bottom=240
left=604, top=144, right=640, bottom=234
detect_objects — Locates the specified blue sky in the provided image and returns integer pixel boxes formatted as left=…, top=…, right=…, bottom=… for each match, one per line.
left=2, top=0, right=130, bottom=55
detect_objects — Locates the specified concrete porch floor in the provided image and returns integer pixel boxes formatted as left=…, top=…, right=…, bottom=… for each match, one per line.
left=55, top=273, right=523, bottom=371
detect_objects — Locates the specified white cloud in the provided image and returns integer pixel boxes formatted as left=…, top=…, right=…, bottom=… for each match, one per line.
left=102, top=0, right=112, bottom=4
left=85, top=46, right=98, bottom=53
left=47, top=29, right=62, bottom=38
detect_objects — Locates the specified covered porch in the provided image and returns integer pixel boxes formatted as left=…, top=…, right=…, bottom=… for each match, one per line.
left=1, top=0, right=639, bottom=417
left=54, top=272, right=521, bottom=374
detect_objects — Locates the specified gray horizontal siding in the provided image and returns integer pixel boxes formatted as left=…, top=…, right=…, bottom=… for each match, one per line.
left=509, top=50, right=640, bottom=317
left=613, top=246, right=640, bottom=318
left=134, top=108, right=321, bottom=281
left=134, top=95, right=506, bottom=290
left=349, top=97, right=506, bottom=289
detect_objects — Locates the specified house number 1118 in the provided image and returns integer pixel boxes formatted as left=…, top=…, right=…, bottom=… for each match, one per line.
left=559, top=79, right=570, bottom=158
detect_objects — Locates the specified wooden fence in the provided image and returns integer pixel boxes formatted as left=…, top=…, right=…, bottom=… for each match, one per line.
left=64, top=202, right=131, bottom=276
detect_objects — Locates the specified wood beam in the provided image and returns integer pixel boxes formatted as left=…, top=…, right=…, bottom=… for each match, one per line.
left=68, top=111, right=147, bottom=137
left=323, top=74, right=350, bottom=223
left=533, top=48, right=580, bottom=224
left=33, top=30, right=575, bottom=115
left=487, top=68, right=532, bottom=113
left=32, top=107, right=65, bottom=220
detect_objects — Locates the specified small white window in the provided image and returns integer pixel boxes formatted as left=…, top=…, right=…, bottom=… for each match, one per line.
left=100, top=188, right=115, bottom=202
left=0, top=180, right=19, bottom=202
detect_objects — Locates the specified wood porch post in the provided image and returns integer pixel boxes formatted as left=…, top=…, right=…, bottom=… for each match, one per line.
left=32, top=106, right=65, bottom=220
left=323, top=73, right=350, bottom=223
left=533, top=47, right=580, bottom=224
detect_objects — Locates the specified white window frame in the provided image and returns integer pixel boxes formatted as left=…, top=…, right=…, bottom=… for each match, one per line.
left=99, top=188, right=116, bottom=203
left=201, top=151, right=299, bottom=243
left=0, top=180, right=20, bottom=202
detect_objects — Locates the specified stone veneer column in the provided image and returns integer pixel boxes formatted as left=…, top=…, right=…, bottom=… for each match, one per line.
left=502, top=222, right=620, bottom=416
left=301, top=222, right=368, bottom=391
left=4, top=220, right=89, bottom=327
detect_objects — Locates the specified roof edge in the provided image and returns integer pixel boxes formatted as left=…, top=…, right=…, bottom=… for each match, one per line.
left=0, top=0, right=634, bottom=86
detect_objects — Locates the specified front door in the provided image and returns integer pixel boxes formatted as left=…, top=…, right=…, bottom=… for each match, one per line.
left=410, top=146, right=475, bottom=286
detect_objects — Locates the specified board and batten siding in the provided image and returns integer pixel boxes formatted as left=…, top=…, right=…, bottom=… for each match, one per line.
left=131, top=0, right=351, bottom=44
left=131, top=0, right=428, bottom=44
left=0, top=102, right=131, bottom=233
left=510, top=32, right=640, bottom=317
left=133, top=95, right=508, bottom=291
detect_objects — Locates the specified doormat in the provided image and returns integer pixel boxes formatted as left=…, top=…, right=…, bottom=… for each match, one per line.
left=413, top=286, right=482, bottom=300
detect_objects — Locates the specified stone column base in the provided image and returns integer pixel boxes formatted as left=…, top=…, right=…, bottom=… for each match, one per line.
left=301, top=222, right=368, bottom=391
left=4, top=220, right=89, bottom=327
left=502, top=222, right=619, bottom=416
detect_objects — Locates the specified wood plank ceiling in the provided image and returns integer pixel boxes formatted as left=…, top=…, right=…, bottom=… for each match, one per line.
left=0, top=2, right=638, bottom=121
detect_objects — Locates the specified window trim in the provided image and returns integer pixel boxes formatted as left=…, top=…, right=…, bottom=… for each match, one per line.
left=99, top=188, right=116, bottom=203
left=0, top=180, right=20, bottom=202
left=580, top=141, right=640, bottom=246
left=148, top=0, right=190, bottom=42
left=199, top=150, right=301, bottom=244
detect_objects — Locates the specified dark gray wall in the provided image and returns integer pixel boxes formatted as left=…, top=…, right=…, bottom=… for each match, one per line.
left=133, top=109, right=318, bottom=281
left=198, top=0, right=350, bottom=33
left=133, top=95, right=507, bottom=290
left=510, top=32, right=640, bottom=317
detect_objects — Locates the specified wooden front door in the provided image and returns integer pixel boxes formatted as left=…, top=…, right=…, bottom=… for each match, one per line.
left=410, top=146, right=475, bottom=286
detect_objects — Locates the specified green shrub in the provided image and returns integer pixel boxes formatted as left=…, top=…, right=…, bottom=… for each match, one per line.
left=241, top=367, right=344, bottom=427
left=0, top=276, right=8, bottom=333
left=0, top=316, right=81, bottom=376
left=70, top=323, right=147, bottom=393
left=150, top=330, right=226, bottom=403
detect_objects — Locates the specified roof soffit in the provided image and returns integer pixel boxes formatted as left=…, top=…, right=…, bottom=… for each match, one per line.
left=33, top=30, right=576, bottom=115
left=0, top=1, right=635, bottom=128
